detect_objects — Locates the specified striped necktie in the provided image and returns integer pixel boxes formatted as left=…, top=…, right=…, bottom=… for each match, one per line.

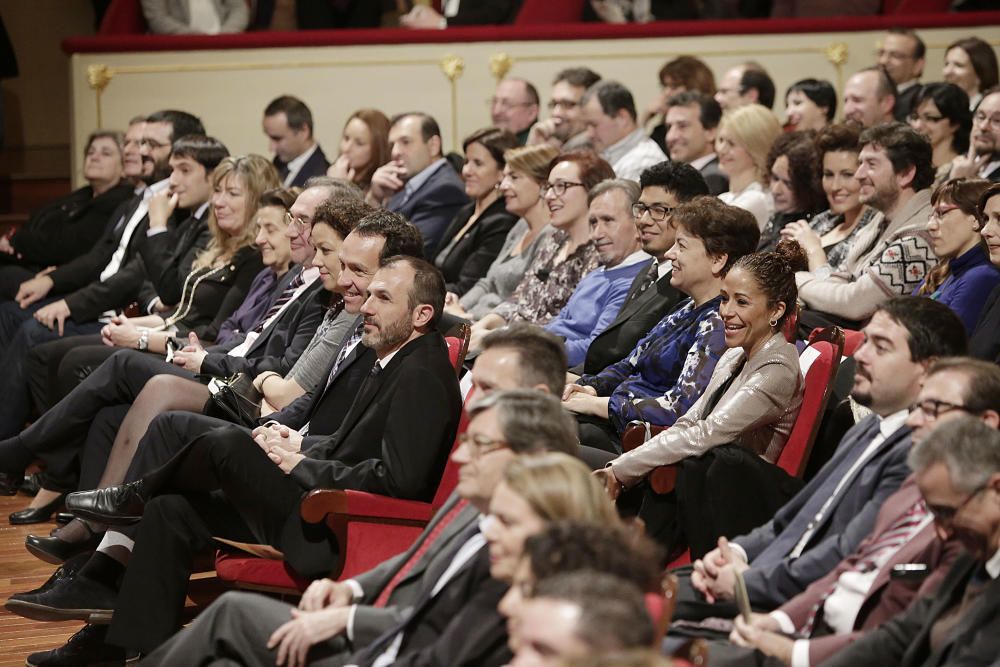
left=252, top=272, right=305, bottom=333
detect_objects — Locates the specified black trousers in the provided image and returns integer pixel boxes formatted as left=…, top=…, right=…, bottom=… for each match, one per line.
left=107, top=423, right=340, bottom=653
left=25, top=334, right=104, bottom=415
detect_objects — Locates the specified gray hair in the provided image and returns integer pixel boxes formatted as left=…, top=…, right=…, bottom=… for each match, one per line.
left=468, top=389, right=578, bottom=457
left=303, top=175, right=364, bottom=202
left=908, top=416, right=1000, bottom=493
left=588, top=178, right=640, bottom=206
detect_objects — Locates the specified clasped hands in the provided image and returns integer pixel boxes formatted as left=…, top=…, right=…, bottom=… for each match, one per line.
left=252, top=423, right=305, bottom=474
left=266, top=578, right=355, bottom=667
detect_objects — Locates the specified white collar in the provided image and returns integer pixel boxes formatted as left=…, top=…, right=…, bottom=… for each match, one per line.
left=877, top=409, right=910, bottom=437
left=986, top=547, right=1000, bottom=579
left=602, top=249, right=651, bottom=271
left=286, top=143, right=318, bottom=173
left=689, top=153, right=717, bottom=170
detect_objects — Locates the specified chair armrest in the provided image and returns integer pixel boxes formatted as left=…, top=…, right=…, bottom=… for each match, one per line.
left=301, top=489, right=435, bottom=524
left=620, top=423, right=677, bottom=494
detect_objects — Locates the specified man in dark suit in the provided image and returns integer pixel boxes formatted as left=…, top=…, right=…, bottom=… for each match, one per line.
left=569, top=160, right=705, bottom=376
left=263, top=95, right=330, bottom=188
left=877, top=28, right=926, bottom=122
left=950, top=88, right=1000, bottom=183
left=663, top=92, right=729, bottom=196
left=675, top=297, right=967, bottom=621
left=368, top=113, right=469, bottom=258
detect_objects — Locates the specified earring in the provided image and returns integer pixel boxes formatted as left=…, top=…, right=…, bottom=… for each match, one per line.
left=769, top=318, right=779, bottom=328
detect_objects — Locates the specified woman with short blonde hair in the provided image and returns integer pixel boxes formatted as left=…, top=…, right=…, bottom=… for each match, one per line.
left=716, top=105, right=782, bottom=229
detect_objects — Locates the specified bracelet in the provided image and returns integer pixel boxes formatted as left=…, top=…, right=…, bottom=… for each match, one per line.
left=137, top=329, right=150, bottom=351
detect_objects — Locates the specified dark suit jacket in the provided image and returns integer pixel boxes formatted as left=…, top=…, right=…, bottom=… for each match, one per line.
left=571, top=261, right=683, bottom=375
left=824, top=553, right=1000, bottom=667
left=894, top=83, right=923, bottom=122
left=735, top=417, right=913, bottom=609
left=699, top=156, right=730, bottom=197
left=288, top=331, right=462, bottom=501
left=388, top=162, right=469, bottom=258
left=276, top=144, right=331, bottom=188
left=448, top=0, right=521, bottom=24
left=434, top=198, right=518, bottom=296
left=969, top=283, right=1000, bottom=363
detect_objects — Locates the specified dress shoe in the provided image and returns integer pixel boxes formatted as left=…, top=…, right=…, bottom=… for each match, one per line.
left=66, top=481, right=146, bottom=525
left=55, top=511, right=74, bottom=525
left=5, top=570, right=117, bottom=623
left=9, top=492, right=67, bottom=525
left=26, top=526, right=102, bottom=566
left=18, top=552, right=90, bottom=597
left=25, top=623, right=138, bottom=667
left=20, top=471, right=43, bottom=495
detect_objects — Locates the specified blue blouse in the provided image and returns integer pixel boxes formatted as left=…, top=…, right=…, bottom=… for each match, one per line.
left=917, top=245, right=1000, bottom=333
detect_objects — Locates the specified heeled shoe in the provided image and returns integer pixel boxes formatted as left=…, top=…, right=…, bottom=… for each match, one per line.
left=9, top=493, right=67, bottom=525
left=25, top=524, right=102, bottom=565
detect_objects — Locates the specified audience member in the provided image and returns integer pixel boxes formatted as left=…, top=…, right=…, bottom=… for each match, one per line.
left=970, top=183, right=1000, bottom=362
left=491, top=78, right=541, bottom=145
left=950, top=87, right=1000, bottom=183
left=797, top=122, right=936, bottom=333
left=141, top=0, right=248, bottom=34
left=598, top=241, right=807, bottom=556
left=908, top=82, right=972, bottom=183
left=877, top=28, right=926, bottom=121
left=780, top=123, right=879, bottom=272
left=452, top=144, right=558, bottom=321
left=544, top=179, right=648, bottom=366
left=843, top=66, right=897, bottom=128
left=290, top=0, right=381, bottom=30
left=570, top=161, right=708, bottom=376
left=470, top=152, right=613, bottom=349
left=527, top=67, right=602, bottom=151
left=262, top=95, right=330, bottom=188
left=715, top=62, right=775, bottom=111
left=326, top=108, right=391, bottom=196
left=582, top=80, right=667, bottom=181
left=716, top=104, right=782, bottom=228
left=664, top=92, right=728, bottom=196
left=783, top=79, right=836, bottom=132
left=916, top=178, right=999, bottom=332
left=566, top=197, right=759, bottom=458
left=399, top=0, right=521, bottom=29
left=679, top=297, right=966, bottom=620
left=757, top=131, right=826, bottom=252
left=369, top=112, right=469, bottom=257
left=943, top=37, right=999, bottom=110
left=435, top=128, right=520, bottom=295
left=0, top=130, right=133, bottom=296
left=474, top=323, right=568, bottom=397
left=644, top=56, right=716, bottom=154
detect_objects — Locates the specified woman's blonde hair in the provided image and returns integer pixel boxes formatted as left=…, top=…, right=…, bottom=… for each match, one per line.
left=194, top=154, right=280, bottom=270
left=503, top=453, right=620, bottom=526
left=719, top=105, right=782, bottom=184
left=504, top=143, right=559, bottom=183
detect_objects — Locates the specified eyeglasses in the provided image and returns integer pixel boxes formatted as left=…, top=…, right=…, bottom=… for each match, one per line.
left=540, top=181, right=585, bottom=197
left=973, top=111, right=1000, bottom=131
left=487, top=97, right=535, bottom=112
left=907, top=112, right=946, bottom=124
left=632, top=202, right=675, bottom=222
left=284, top=211, right=310, bottom=232
left=547, top=99, right=579, bottom=110
left=930, top=205, right=961, bottom=221
left=909, top=398, right=972, bottom=419
left=458, top=432, right=508, bottom=458
left=876, top=48, right=916, bottom=61
left=925, top=483, right=988, bottom=526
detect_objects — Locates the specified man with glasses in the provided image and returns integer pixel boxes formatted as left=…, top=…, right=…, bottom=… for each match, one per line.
left=877, top=28, right=926, bottom=122
left=527, top=67, right=601, bottom=152
left=950, top=87, right=1000, bottom=183
left=490, top=78, right=540, bottom=145
left=721, top=357, right=1000, bottom=667
left=581, top=80, right=667, bottom=181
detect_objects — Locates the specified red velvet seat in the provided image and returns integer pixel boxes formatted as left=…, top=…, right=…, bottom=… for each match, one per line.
left=841, top=328, right=864, bottom=357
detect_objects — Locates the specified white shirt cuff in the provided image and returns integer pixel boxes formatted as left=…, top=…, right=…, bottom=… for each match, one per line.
left=791, top=639, right=812, bottom=667
left=729, top=542, right=749, bottom=565
left=145, top=298, right=161, bottom=315
left=146, top=227, right=169, bottom=237
left=769, top=610, right=796, bottom=634
left=346, top=579, right=364, bottom=601
left=346, top=603, right=358, bottom=642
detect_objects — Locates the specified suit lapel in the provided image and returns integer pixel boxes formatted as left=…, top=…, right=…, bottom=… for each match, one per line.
left=907, top=554, right=980, bottom=666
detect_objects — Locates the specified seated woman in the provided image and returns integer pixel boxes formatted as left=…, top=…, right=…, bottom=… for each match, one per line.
left=942, top=36, right=999, bottom=110
left=916, top=178, right=1000, bottom=333
left=716, top=105, right=782, bottom=229
left=908, top=83, right=971, bottom=185
left=562, top=197, right=760, bottom=456
left=783, top=78, right=836, bottom=133
left=435, top=127, right=520, bottom=296
left=779, top=123, right=879, bottom=274
left=469, top=150, right=614, bottom=349
left=0, top=130, right=133, bottom=297
left=596, top=241, right=807, bottom=557
left=326, top=108, right=390, bottom=198
left=971, top=183, right=1000, bottom=362
left=756, top=131, right=826, bottom=252
left=449, top=143, right=558, bottom=321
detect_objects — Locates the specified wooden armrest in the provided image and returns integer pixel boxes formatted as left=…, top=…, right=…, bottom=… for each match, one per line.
left=620, top=423, right=676, bottom=495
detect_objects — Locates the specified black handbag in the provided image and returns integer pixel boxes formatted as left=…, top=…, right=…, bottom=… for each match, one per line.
left=203, top=373, right=263, bottom=429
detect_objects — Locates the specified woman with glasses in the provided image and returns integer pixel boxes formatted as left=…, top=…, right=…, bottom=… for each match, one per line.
left=969, top=183, right=1000, bottom=363
left=469, top=151, right=614, bottom=350
left=915, top=178, right=999, bottom=333
left=326, top=108, right=390, bottom=197
left=716, top=105, right=782, bottom=229
left=908, top=83, right=972, bottom=183
left=435, top=128, right=520, bottom=297
left=943, top=37, right=999, bottom=110
left=448, top=144, right=559, bottom=321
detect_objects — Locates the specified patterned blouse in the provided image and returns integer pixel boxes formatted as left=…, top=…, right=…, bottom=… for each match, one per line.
left=579, top=296, right=726, bottom=434
left=492, top=230, right=601, bottom=326
left=809, top=206, right=880, bottom=272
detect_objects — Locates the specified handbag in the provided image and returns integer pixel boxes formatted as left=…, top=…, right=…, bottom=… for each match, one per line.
left=203, top=372, right=263, bottom=429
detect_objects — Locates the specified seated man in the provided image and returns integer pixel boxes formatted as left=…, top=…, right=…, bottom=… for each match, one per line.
left=263, top=95, right=330, bottom=188
left=664, top=92, right=729, bottom=196
left=581, top=80, right=667, bottom=181
left=677, top=297, right=967, bottom=620
left=527, top=67, right=601, bottom=152
left=544, top=178, right=650, bottom=367
left=489, top=77, right=540, bottom=145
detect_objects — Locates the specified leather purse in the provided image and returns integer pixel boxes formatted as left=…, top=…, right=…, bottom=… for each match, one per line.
left=203, top=373, right=263, bottom=429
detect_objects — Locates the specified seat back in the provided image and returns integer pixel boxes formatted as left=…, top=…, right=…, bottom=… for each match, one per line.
left=515, top=0, right=585, bottom=23
left=99, top=0, right=147, bottom=34
left=444, top=321, right=471, bottom=377
left=429, top=387, right=476, bottom=511
left=776, top=326, right=844, bottom=478
left=840, top=328, right=864, bottom=357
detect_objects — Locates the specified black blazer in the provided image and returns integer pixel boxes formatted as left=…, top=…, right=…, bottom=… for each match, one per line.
left=824, top=553, right=1000, bottom=667
left=699, top=156, right=730, bottom=197
left=572, top=262, right=683, bottom=375
left=894, top=83, right=923, bottom=122
left=388, top=163, right=470, bottom=259
left=288, top=331, right=462, bottom=501
left=138, top=211, right=211, bottom=306
left=275, top=144, right=330, bottom=189
left=448, top=0, right=521, bottom=24
left=434, top=198, right=518, bottom=296
left=969, top=283, right=1000, bottom=363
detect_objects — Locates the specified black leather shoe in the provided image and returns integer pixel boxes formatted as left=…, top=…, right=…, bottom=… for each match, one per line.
left=5, top=571, right=117, bottom=623
left=18, top=552, right=90, bottom=598
left=25, top=624, right=136, bottom=667
left=66, top=482, right=146, bottom=525
left=25, top=527, right=102, bottom=566
left=0, top=468, right=24, bottom=495
left=55, top=512, right=74, bottom=525
left=9, top=493, right=67, bottom=525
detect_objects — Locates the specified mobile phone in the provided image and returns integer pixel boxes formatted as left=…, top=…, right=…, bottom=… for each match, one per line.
left=733, top=570, right=752, bottom=624
left=164, top=337, right=178, bottom=363
left=891, top=563, right=929, bottom=581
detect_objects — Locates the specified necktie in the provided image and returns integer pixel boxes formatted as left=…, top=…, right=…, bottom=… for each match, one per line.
left=252, top=272, right=305, bottom=333
left=634, top=260, right=659, bottom=298
left=324, top=322, right=365, bottom=390
left=373, top=498, right=471, bottom=607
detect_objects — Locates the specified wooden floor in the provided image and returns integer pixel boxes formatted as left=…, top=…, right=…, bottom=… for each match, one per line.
left=0, top=494, right=80, bottom=666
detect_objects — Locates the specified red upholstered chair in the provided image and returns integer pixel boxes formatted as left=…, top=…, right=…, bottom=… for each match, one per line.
left=444, top=321, right=471, bottom=377
left=514, top=0, right=586, bottom=23
left=99, top=0, right=147, bottom=34
left=841, top=328, right=864, bottom=357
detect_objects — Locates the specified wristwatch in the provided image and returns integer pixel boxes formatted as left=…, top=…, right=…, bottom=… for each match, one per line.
left=137, top=329, right=150, bottom=351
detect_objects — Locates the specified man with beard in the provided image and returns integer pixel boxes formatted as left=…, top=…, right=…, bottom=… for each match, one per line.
left=950, top=87, right=1000, bottom=183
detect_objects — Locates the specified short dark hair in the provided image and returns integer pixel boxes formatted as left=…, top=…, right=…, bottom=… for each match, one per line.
left=948, top=37, right=1000, bottom=93
left=913, top=83, right=972, bottom=155
left=888, top=27, right=926, bottom=61
left=468, top=389, right=578, bottom=456
left=638, top=160, right=710, bottom=201
left=658, top=55, right=716, bottom=96
left=480, top=322, right=568, bottom=395
left=666, top=91, right=722, bottom=131
left=582, top=81, right=638, bottom=122
left=978, top=183, right=1000, bottom=221
left=733, top=240, right=809, bottom=328
left=311, top=198, right=377, bottom=240
left=379, top=255, right=445, bottom=329
left=146, top=109, right=205, bottom=143
left=786, top=79, right=838, bottom=122
left=740, top=68, right=776, bottom=109
left=259, top=187, right=298, bottom=212
left=264, top=95, right=314, bottom=136
left=875, top=296, right=968, bottom=362
left=815, top=122, right=862, bottom=158
left=766, top=131, right=826, bottom=215
left=672, top=196, right=761, bottom=274
left=170, top=135, right=229, bottom=172
left=859, top=122, right=935, bottom=192
left=463, top=127, right=520, bottom=168
left=390, top=112, right=442, bottom=143
left=860, top=65, right=899, bottom=103
left=554, top=67, right=601, bottom=90
left=927, top=357, right=1000, bottom=415
left=549, top=150, right=616, bottom=191
left=352, top=210, right=424, bottom=262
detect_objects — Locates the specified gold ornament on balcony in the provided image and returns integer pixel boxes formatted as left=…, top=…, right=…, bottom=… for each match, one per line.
left=825, top=43, right=848, bottom=67
left=489, top=53, right=514, bottom=81
left=440, top=54, right=465, bottom=82
left=87, top=64, right=115, bottom=93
